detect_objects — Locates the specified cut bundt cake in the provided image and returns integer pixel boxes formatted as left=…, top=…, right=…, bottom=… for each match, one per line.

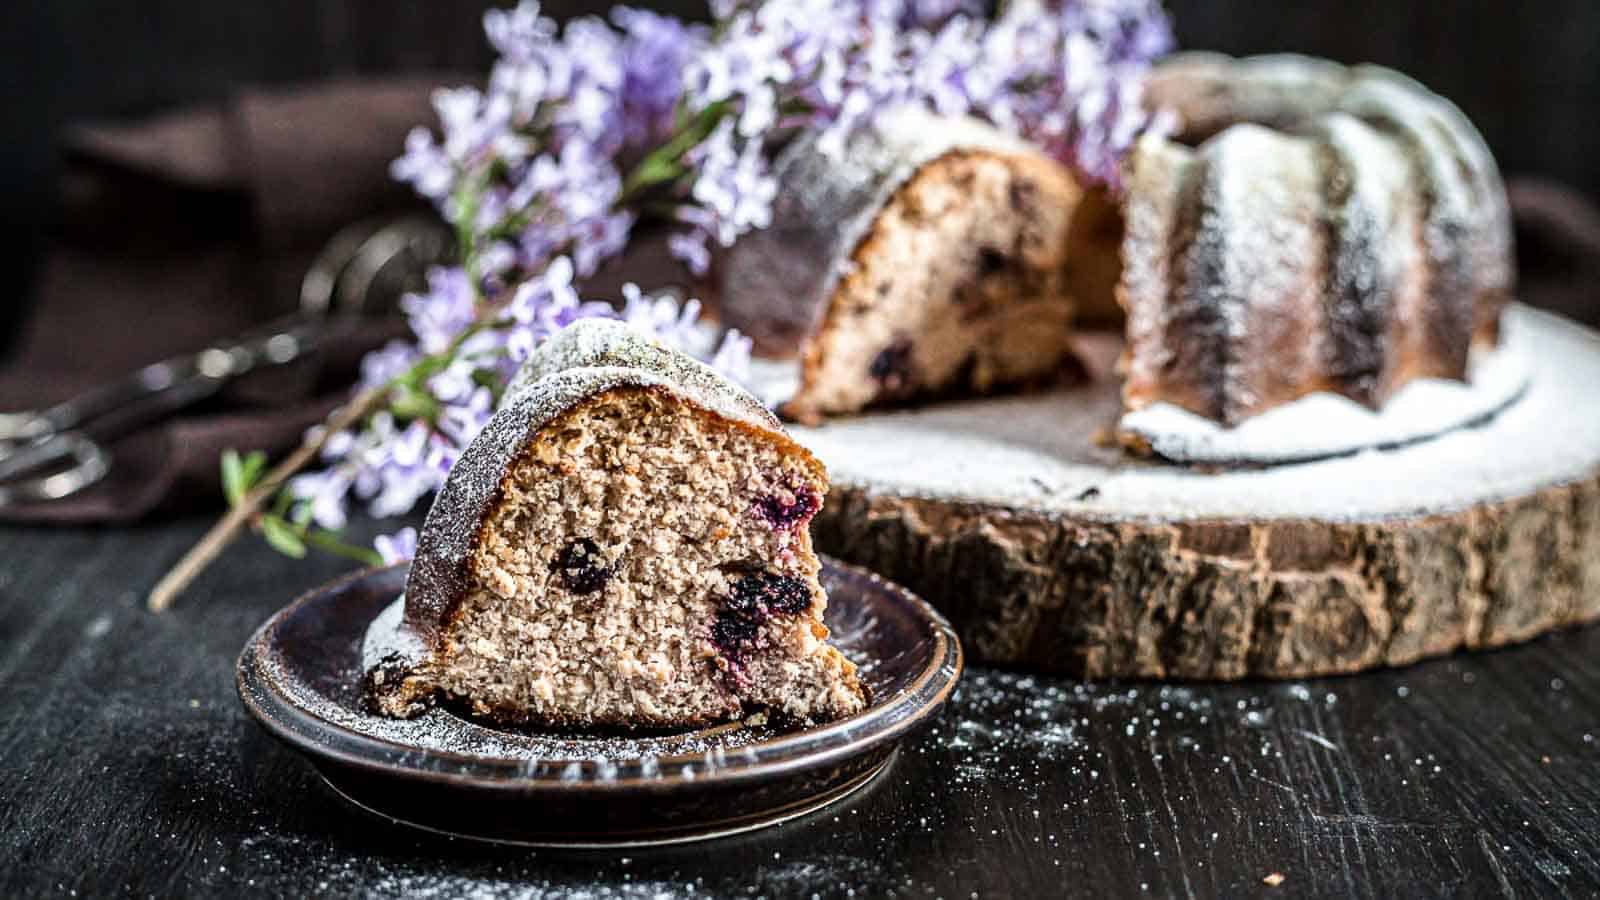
left=717, top=108, right=1113, bottom=423
left=369, top=319, right=866, bottom=728
left=1119, top=53, right=1514, bottom=426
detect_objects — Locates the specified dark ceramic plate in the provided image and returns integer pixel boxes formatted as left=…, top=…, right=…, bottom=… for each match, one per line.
left=237, top=557, right=962, bottom=847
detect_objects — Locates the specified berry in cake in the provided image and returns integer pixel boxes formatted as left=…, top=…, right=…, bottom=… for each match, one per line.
left=370, top=319, right=866, bottom=728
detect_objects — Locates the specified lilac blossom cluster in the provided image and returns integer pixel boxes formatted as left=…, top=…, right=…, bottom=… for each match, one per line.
left=390, top=3, right=707, bottom=285
left=275, top=0, right=1171, bottom=563
left=289, top=3, right=744, bottom=553
left=671, top=0, right=1174, bottom=270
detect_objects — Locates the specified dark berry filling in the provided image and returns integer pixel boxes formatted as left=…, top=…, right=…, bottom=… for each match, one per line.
left=710, top=572, right=813, bottom=661
left=752, top=478, right=820, bottom=530
left=734, top=572, right=813, bottom=616
left=552, top=538, right=610, bottom=595
left=977, top=246, right=1008, bottom=278
left=710, top=596, right=763, bottom=654
left=868, top=338, right=914, bottom=393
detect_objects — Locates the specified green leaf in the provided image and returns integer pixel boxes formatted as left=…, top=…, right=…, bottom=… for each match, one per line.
left=271, top=485, right=294, bottom=518
left=239, top=450, right=267, bottom=487
left=259, top=515, right=307, bottom=559
left=389, top=385, right=439, bottom=422
left=220, top=450, right=245, bottom=507
left=222, top=449, right=270, bottom=507
left=618, top=100, right=729, bottom=204
left=627, top=155, right=686, bottom=192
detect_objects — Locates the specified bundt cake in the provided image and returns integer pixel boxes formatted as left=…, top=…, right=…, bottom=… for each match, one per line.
left=1118, top=53, right=1514, bottom=426
left=368, top=319, right=866, bottom=728
left=717, top=107, right=1118, bottom=423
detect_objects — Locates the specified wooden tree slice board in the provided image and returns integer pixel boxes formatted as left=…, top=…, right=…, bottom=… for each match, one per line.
left=792, top=305, right=1600, bottom=679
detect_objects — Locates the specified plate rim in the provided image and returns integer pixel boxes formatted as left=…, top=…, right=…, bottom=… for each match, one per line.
left=313, top=748, right=898, bottom=849
left=237, top=555, right=963, bottom=791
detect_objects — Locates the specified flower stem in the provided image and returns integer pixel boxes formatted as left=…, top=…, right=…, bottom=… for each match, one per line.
left=618, top=101, right=729, bottom=206
left=303, top=528, right=385, bottom=567
left=147, top=386, right=389, bottom=612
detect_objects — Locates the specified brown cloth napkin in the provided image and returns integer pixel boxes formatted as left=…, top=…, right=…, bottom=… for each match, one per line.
left=0, top=77, right=449, bottom=523
left=2, top=82, right=1597, bottom=525
left=1509, top=177, right=1600, bottom=330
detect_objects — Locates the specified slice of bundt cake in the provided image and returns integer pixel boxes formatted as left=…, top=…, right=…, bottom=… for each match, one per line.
left=1119, top=53, right=1514, bottom=426
left=717, top=108, right=1113, bottom=423
left=369, top=319, right=866, bottom=728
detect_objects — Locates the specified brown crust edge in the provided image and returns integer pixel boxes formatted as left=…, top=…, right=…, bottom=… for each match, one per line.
left=813, top=469, right=1600, bottom=680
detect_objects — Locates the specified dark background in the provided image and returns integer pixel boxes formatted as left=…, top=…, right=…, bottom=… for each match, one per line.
left=3, top=6, right=1600, bottom=896
left=3, top=0, right=1598, bottom=343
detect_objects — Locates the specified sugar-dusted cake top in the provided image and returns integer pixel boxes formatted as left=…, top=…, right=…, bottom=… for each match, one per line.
left=505, top=318, right=779, bottom=431
left=404, top=319, right=796, bottom=643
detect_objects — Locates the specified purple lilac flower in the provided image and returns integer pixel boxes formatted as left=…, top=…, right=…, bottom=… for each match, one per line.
left=374, top=527, right=418, bottom=565
left=618, top=283, right=754, bottom=384
left=502, top=256, right=615, bottom=362
left=484, top=2, right=557, bottom=62
left=359, top=340, right=421, bottom=390
left=621, top=283, right=703, bottom=346
left=401, top=267, right=477, bottom=354
left=688, top=118, right=777, bottom=247
left=287, top=468, right=354, bottom=531
left=666, top=231, right=711, bottom=276
left=336, top=415, right=442, bottom=520
left=437, top=386, right=496, bottom=448
left=390, top=128, right=454, bottom=201
left=708, top=330, right=754, bottom=385
left=613, top=9, right=708, bottom=148
left=426, top=330, right=505, bottom=403
left=434, top=86, right=515, bottom=173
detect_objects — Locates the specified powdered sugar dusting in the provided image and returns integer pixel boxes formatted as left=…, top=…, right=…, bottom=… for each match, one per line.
left=1125, top=52, right=1513, bottom=424
left=1120, top=322, right=1530, bottom=465
left=790, top=305, right=1600, bottom=521
left=506, top=318, right=779, bottom=430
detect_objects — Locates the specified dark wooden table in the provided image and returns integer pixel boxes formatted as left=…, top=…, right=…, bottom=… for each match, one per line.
left=3, top=520, right=1598, bottom=898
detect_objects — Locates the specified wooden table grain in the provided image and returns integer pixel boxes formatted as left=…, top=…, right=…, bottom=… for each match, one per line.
left=2, top=520, right=1597, bottom=898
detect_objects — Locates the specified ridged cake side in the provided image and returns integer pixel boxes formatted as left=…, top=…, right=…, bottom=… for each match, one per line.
left=1121, top=53, right=1514, bottom=426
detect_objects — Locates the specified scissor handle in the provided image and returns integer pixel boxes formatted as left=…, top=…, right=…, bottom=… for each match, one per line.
left=0, top=432, right=111, bottom=506
left=0, top=318, right=323, bottom=446
left=0, top=322, right=319, bottom=507
left=0, top=215, right=453, bottom=505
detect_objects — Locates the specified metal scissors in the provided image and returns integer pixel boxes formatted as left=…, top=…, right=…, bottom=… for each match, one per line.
left=0, top=217, right=451, bottom=507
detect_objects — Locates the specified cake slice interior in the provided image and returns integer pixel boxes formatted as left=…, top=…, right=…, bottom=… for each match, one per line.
left=372, top=322, right=865, bottom=730
left=784, top=148, right=1090, bottom=422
